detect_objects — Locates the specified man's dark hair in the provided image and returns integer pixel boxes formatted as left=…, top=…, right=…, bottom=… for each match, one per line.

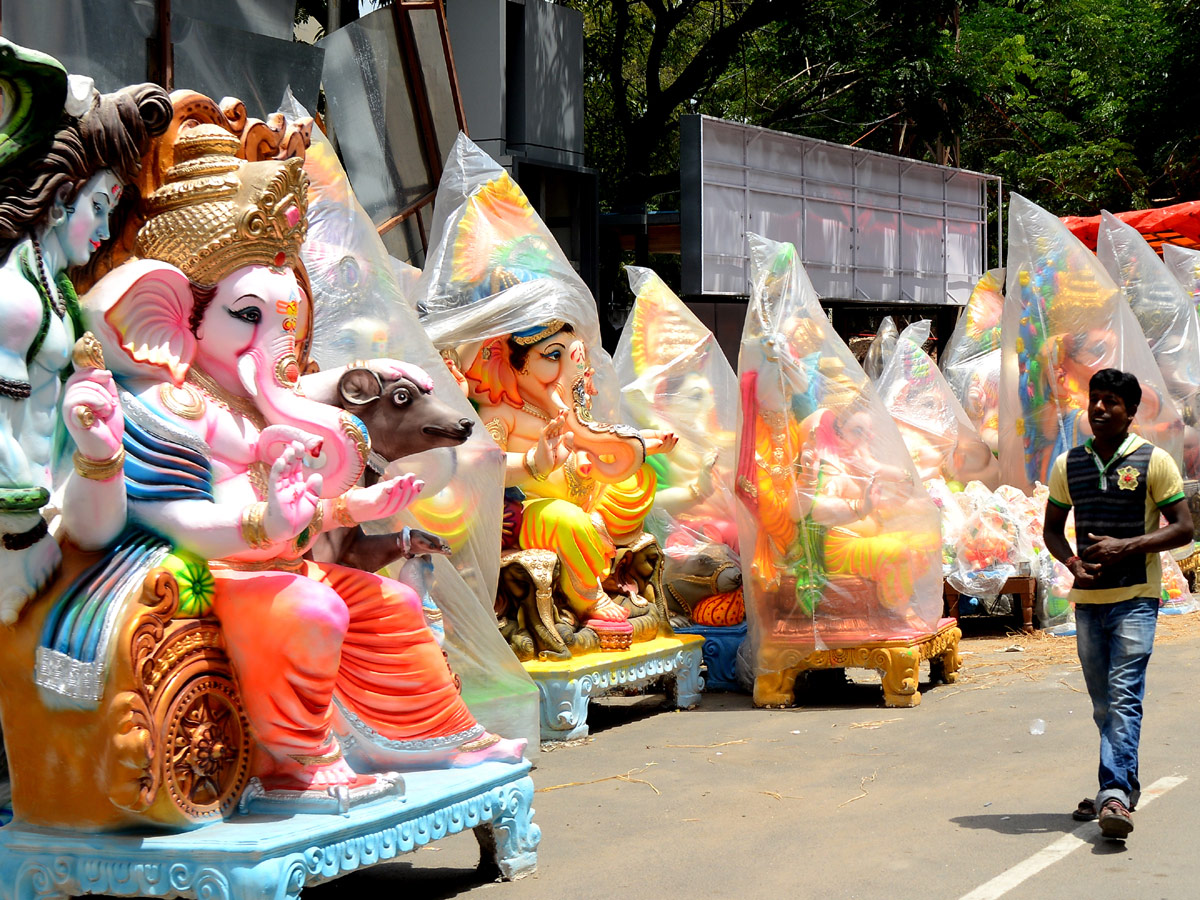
left=1090, top=368, right=1142, bottom=411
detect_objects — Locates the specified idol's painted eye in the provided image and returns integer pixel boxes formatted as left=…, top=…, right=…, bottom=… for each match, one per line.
left=542, top=350, right=561, bottom=362
left=228, top=305, right=263, bottom=324
left=391, top=387, right=412, bottom=407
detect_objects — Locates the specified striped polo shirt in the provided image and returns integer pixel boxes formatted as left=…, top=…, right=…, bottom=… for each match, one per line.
left=1047, top=434, right=1185, bottom=605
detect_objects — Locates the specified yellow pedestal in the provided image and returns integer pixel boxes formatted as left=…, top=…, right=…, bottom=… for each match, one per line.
left=753, top=618, right=961, bottom=709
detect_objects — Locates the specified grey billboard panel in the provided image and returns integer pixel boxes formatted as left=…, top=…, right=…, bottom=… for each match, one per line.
left=680, top=115, right=1000, bottom=302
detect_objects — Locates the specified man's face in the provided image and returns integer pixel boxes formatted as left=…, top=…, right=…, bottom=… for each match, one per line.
left=1088, top=388, right=1134, bottom=440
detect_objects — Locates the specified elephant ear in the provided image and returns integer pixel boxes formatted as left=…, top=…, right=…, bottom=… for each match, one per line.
left=84, top=259, right=196, bottom=386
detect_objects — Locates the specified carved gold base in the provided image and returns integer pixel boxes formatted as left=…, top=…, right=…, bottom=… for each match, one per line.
left=753, top=618, right=961, bottom=709
left=0, top=548, right=251, bottom=832
left=1177, top=548, right=1200, bottom=576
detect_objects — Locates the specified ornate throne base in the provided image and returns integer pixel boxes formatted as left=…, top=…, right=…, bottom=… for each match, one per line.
left=673, top=623, right=747, bottom=691
left=753, top=617, right=961, bottom=709
left=524, top=634, right=705, bottom=742
left=0, top=760, right=540, bottom=900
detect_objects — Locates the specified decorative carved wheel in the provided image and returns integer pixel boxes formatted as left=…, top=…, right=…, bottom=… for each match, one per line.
left=159, top=675, right=251, bottom=820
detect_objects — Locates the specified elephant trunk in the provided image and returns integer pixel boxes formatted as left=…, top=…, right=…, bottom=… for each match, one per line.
left=237, top=342, right=368, bottom=497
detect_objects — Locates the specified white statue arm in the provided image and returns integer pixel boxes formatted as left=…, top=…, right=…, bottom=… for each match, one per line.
left=0, top=268, right=40, bottom=487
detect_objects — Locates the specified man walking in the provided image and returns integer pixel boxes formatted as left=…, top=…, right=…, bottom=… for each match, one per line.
left=1044, top=368, right=1192, bottom=839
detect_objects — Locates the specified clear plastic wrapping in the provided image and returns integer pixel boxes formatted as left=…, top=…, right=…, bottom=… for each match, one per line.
left=942, top=269, right=1004, bottom=453
left=414, top=132, right=678, bottom=653
left=614, top=267, right=742, bottom=619
left=945, top=482, right=1028, bottom=600
left=862, top=316, right=898, bottom=381
left=282, top=100, right=538, bottom=749
left=1159, top=551, right=1198, bottom=614
left=999, top=194, right=1184, bottom=493
left=1097, top=212, right=1200, bottom=476
left=1163, top=243, right=1200, bottom=309
left=877, top=320, right=1000, bottom=489
left=414, top=133, right=618, bottom=418
left=924, top=478, right=966, bottom=577
left=735, top=232, right=944, bottom=678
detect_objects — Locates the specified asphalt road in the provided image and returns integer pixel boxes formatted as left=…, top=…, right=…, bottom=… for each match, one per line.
left=301, top=614, right=1200, bottom=900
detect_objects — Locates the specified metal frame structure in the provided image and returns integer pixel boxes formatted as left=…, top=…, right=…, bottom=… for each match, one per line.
left=376, top=0, right=468, bottom=249
left=681, top=115, right=1002, bottom=305
left=2, top=0, right=466, bottom=257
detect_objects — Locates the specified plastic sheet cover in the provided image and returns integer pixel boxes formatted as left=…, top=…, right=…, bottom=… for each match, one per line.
left=942, top=268, right=1004, bottom=453
left=280, top=98, right=538, bottom=750
left=614, top=266, right=741, bottom=561
left=1160, top=551, right=1199, bottom=614
left=734, top=232, right=943, bottom=671
left=1163, top=243, right=1200, bottom=309
left=862, top=316, right=898, bottom=381
left=415, top=133, right=619, bottom=419
left=1097, top=211, right=1200, bottom=477
left=945, top=482, right=1028, bottom=600
left=999, top=194, right=1184, bottom=493
left=877, top=320, right=1000, bottom=489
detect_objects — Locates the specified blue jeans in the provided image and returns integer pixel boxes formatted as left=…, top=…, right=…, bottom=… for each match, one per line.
left=1075, top=598, right=1158, bottom=810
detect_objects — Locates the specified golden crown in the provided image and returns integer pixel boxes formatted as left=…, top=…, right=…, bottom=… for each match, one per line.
left=135, top=123, right=308, bottom=286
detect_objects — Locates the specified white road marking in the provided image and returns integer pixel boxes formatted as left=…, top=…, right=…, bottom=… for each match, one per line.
left=958, top=774, right=1188, bottom=900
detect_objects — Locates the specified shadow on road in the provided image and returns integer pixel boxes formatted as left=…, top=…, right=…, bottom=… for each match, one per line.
left=952, top=813, right=1132, bottom=856
left=951, top=812, right=1081, bottom=835
left=302, top=859, right=502, bottom=900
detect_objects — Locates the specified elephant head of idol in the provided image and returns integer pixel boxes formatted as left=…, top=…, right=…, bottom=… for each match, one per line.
left=86, top=122, right=369, bottom=496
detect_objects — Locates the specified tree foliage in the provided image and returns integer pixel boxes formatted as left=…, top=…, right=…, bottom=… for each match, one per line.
left=572, top=0, right=1198, bottom=218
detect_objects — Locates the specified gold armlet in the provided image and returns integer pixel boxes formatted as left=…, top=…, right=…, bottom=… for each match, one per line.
left=239, top=501, right=271, bottom=550
left=484, top=417, right=508, bottom=450
left=688, top=481, right=704, bottom=501
left=73, top=446, right=126, bottom=481
left=332, top=495, right=358, bottom=528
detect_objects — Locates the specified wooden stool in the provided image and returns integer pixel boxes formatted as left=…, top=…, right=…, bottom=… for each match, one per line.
left=944, top=575, right=1037, bottom=633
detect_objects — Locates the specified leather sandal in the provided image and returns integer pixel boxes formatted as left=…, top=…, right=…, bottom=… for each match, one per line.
left=1071, top=798, right=1097, bottom=821
left=1098, top=798, right=1134, bottom=838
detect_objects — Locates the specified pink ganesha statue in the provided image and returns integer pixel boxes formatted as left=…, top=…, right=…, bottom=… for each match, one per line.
left=52, top=117, right=524, bottom=811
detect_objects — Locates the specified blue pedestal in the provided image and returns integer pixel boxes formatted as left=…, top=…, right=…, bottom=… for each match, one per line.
left=675, top=623, right=747, bottom=691
left=0, top=761, right=539, bottom=900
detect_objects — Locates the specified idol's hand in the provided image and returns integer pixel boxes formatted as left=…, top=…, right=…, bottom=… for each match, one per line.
left=642, top=429, right=679, bottom=455
left=344, top=473, right=425, bottom=523
left=265, top=442, right=323, bottom=541
left=63, top=367, right=124, bottom=462
left=535, top=412, right=574, bottom=475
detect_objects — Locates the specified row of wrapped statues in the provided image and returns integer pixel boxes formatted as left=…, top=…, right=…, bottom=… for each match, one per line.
left=1, top=35, right=1196, bottom=847
left=0, top=38, right=752, bottom=835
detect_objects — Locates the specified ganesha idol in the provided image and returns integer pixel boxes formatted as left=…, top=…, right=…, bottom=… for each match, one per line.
left=467, top=316, right=679, bottom=660
left=0, top=111, right=524, bottom=832
left=735, top=235, right=953, bottom=709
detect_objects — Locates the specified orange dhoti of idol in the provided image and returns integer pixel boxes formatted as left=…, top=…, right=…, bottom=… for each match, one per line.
left=211, top=561, right=482, bottom=779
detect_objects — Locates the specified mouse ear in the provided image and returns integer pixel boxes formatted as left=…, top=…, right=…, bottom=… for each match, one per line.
left=339, top=367, right=384, bottom=406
